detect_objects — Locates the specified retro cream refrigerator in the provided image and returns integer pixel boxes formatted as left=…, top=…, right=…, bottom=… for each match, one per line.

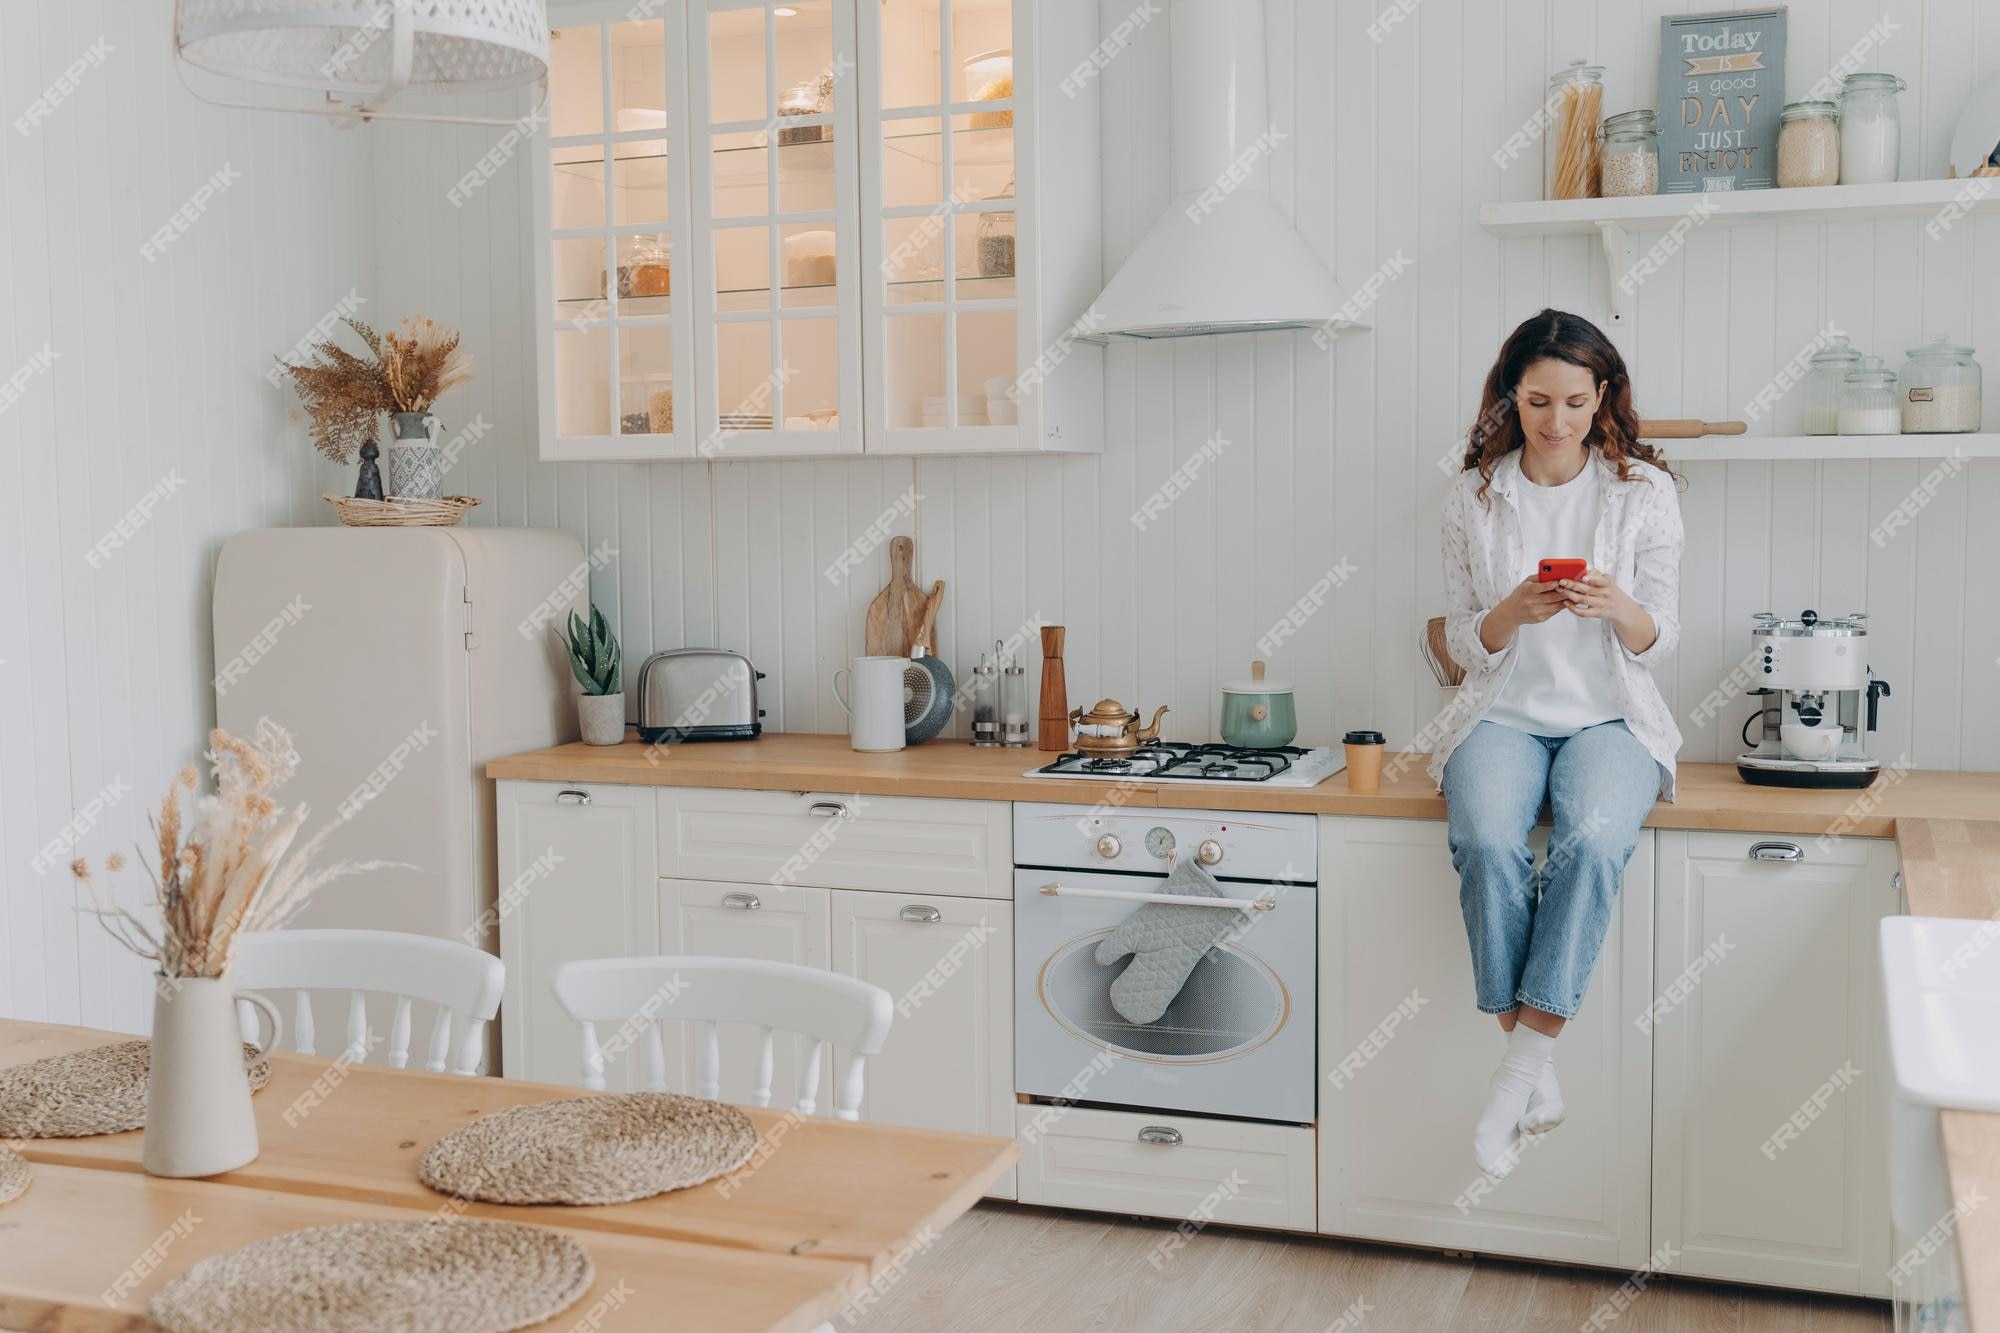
left=212, top=527, right=586, bottom=960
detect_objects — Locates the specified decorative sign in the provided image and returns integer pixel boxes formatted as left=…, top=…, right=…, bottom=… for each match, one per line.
left=1658, top=7, right=1787, bottom=192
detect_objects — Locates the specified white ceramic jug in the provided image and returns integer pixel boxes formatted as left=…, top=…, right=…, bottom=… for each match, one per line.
left=143, top=975, right=282, bottom=1178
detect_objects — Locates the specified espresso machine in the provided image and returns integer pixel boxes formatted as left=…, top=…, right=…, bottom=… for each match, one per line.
left=1736, top=610, right=1892, bottom=789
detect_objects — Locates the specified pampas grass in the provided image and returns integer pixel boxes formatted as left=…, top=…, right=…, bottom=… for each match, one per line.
left=70, top=721, right=399, bottom=979
left=274, top=315, right=474, bottom=464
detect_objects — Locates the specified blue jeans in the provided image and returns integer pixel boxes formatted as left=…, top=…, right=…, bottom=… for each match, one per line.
left=1441, top=720, right=1662, bottom=1019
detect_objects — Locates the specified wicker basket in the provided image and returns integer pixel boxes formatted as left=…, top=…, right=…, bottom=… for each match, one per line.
left=323, top=493, right=481, bottom=527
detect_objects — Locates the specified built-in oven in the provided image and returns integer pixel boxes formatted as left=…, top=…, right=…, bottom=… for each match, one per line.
left=1012, top=803, right=1317, bottom=1125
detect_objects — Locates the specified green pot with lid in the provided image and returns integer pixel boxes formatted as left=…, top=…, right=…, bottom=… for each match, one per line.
left=1220, top=660, right=1297, bottom=749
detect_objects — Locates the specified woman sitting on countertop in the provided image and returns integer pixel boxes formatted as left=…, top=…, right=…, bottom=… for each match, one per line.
left=1429, top=308, right=1685, bottom=1181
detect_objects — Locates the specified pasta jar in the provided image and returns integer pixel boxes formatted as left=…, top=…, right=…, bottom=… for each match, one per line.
left=1802, top=333, right=1861, bottom=435
left=1836, top=72, right=1905, bottom=186
left=1599, top=109, right=1659, bottom=197
left=1898, top=336, right=1983, bottom=433
left=1777, top=101, right=1839, bottom=187
left=1837, top=357, right=1900, bottom=436
left=1545, top=59, right=1604, bottom=200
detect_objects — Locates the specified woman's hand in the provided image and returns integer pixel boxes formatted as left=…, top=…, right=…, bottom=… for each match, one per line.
left=1479, top=576, right=1570, bottom=653
left=1560, top=570, right=1658, bottom=655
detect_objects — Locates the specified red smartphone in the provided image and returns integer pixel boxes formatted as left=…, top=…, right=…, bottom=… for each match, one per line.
left=1538, top=558, right=1588, bottom=584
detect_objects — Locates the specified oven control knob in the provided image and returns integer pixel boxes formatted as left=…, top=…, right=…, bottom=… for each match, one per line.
left=1096, top=834, right=1122, bottom=859
left=1197, top=839, right=1223, bottom=866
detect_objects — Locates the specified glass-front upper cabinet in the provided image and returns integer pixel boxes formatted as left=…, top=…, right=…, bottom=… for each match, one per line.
left=688, top=0, right=863, bottom=457
left=536, top=4, right=699, bottom=460
left=857, top=0, right=1101, bottom=454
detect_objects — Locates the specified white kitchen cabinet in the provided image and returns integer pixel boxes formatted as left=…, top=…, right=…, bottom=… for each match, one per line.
left=657, top=786, right=1011, bottom=897
left=657, top=878, right=831, bottom=1107
left=536, top=1, right=701, bottom=461
left=855, top=0, right=1102, bottom=454
left=534, top=0, right=1099, bottom=460
left=496, top=780, right=659, bottom=1086
left=1652, top=830, right=1899, bottom=1296
left=830, top=888, right=1015, bottom=1198
left=1316, top=816, right=1655, bottom=1270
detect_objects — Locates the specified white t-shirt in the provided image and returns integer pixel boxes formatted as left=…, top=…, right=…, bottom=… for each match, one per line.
left=1482, top=458, right=1626, bottom=738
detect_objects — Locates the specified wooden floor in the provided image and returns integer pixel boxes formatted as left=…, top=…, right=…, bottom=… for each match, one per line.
left=859, top=1202, right=1892, bottom=1333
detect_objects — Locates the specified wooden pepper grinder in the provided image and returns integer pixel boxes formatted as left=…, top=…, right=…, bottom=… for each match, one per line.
left=1038, top=625, right=1069, bottom=751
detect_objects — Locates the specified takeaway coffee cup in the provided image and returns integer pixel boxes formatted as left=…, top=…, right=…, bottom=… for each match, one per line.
left=1343, top=729, right=1387, bottom=792
left=834, top=656, right=909, bottom=752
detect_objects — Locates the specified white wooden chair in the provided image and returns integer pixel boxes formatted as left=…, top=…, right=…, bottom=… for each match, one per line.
left=231, top=928, right=505, bottom=1076
left=550, top=956, right=894, bottom=1120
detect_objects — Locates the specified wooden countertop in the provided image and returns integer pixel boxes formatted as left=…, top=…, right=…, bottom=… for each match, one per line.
left=487, top=732, right=2000, bottom=839
left=1894, top=818, right=2000, bottom=1333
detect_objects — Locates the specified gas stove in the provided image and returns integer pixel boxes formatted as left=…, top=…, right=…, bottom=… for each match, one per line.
left=1022, top=741, right=1340, bottom=788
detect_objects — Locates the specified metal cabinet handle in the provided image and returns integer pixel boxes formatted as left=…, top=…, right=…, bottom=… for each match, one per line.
left=555, top=789, right=592, bottom=806
left=1136, top=1126, right=1183, bottom=1146
left=1747, top=841, right=1805, bottom=862
left=1891, top=871, right=1902, bottom=892
left=807, top=801, right=848, bottom=818
left=898, top=904, right=942, bottom=924
left=722, top=892, right=762, bottom=911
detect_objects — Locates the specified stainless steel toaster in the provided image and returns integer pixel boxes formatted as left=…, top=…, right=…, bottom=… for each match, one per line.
left=636, top=649, right=765, bottom=743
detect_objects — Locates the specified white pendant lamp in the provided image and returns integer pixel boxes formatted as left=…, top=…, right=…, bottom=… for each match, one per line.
left=174, top=0, right=550, bottom=126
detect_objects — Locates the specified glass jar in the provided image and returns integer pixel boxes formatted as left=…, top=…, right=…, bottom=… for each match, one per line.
left=1837, top=72, right=1905, bottom=186
left=1898, top=336, right=1983, bottom=433
left=1802, top=333, right=1862, bottom=435
left=1598, top=109, right=1658, bottom=197
left=1545, top=59, right=1604, bottom=200
left=978, top=209, right=1015, bottom=278
left=1838, top=356, right=1900, bottom=435
left=1777, top=101, right=1839, bottom=187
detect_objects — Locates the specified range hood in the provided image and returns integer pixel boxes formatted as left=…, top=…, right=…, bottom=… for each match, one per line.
left=1090, top=0, right=1365, bottom=341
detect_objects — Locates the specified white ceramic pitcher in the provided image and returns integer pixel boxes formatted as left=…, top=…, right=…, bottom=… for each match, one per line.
left=143, top=975, right=282, bottom=1178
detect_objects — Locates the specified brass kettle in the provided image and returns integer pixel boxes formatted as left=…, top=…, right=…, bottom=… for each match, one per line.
left=1067, top=699, right=1169, bottom=756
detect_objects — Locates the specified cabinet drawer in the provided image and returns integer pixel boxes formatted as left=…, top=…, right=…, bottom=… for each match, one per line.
left=657, top=788, right=1010, bottom=898
left=1015, top=1105, right=1315, bottom=1231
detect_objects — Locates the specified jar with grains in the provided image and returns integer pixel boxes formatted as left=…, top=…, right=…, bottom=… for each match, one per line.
left=1777, top=101, right=1839, bottom=187
left=1802, top=333, right=1862, bottom=435
left=1898, top=336, right=1982, bottom=433
left=1545, top=59, right=1604, bottom=200
left=1837, top=357, right=1900, bottom=436
left=1599, top=109, right=1659, bottom=197
left=1837, top=72, right=1905, bottom=186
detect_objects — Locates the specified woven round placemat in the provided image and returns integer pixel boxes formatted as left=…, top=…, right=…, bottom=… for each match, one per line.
left=0, top=1147, right=28, bottom=1206
left=148, top=1219, right=593, bottom=1333
left=418, top=1093, right=759, bottom=1206
left=0, top=1040, right=272, bottom=1139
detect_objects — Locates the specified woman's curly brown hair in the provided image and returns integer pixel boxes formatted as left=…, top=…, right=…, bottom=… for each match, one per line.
left=1461, top=308, right=1679, bottom=504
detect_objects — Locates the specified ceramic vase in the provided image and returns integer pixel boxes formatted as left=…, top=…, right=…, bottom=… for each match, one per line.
left=142, top=975, right=282, bottom=1178
left=578, top=692, right=626, bottom=745
left=387, top=412, right=443, bottom=500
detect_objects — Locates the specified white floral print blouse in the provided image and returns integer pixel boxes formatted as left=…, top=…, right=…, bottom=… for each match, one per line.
left=1428, top=446, right=1685, bottom=801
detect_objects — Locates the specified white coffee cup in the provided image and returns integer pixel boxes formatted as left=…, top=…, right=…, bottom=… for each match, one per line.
left=1781, top=720, right=1843, bottom=760
left=834, top=656, right=909, bottom=752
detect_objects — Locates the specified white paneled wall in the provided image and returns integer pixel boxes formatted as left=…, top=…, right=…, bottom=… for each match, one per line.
left=8, top=0, right=2000, bottom=1026
left=0, top=1, right=374, bottom=1028
left=378, top=0, right=1997, bottom=773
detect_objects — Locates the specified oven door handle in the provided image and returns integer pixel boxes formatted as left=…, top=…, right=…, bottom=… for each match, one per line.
left=1037, top=882, right=1276, bottom=912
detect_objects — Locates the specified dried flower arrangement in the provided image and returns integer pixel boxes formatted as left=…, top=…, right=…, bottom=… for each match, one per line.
left=69, top=721, right=397, bottom=979
left=274, top=316, right=475, bottom=464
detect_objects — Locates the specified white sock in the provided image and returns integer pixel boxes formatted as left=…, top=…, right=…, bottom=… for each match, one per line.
left=1474, top=1025, right=1556, bottom=1178
left=1519, top=1056, right=1566, bottom=1134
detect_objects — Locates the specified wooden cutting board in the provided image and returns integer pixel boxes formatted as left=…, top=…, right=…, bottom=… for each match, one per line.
left=865, top=536, right=931, bottom=656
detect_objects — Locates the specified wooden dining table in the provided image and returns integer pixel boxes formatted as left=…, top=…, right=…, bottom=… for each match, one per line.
left=0, top=1020, right=1017, bottom=1332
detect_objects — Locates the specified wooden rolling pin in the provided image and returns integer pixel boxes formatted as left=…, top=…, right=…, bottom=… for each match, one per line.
left=1639, top=419, right=1749, bottom=439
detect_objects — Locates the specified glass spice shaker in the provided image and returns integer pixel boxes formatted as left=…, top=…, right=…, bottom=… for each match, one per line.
left=1000, top=650, right=1029, bottom=746
left=1545, top=59, right=1604, bottom=201
left=1598, top=109, right=1659, bottom=197
left=1802, top=333, right=1862, bottom=435
left=968, top=650, right=1000, bottom=746
left=1837, top=356, right=1900, bottom=436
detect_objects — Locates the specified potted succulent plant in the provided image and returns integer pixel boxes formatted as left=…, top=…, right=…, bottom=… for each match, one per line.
left=567, top=604, right=625, bottom=745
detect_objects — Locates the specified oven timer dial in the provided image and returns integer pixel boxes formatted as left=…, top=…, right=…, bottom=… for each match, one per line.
left=1197, top=838, right=1223, bottom=866
left=1095, top=834, right=1121, bottom=859
left=1144, top=827, right=1176, bottom=860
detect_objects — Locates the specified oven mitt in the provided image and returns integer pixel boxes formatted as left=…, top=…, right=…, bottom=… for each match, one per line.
left=1093, top=857, right=1236, bottom=1026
